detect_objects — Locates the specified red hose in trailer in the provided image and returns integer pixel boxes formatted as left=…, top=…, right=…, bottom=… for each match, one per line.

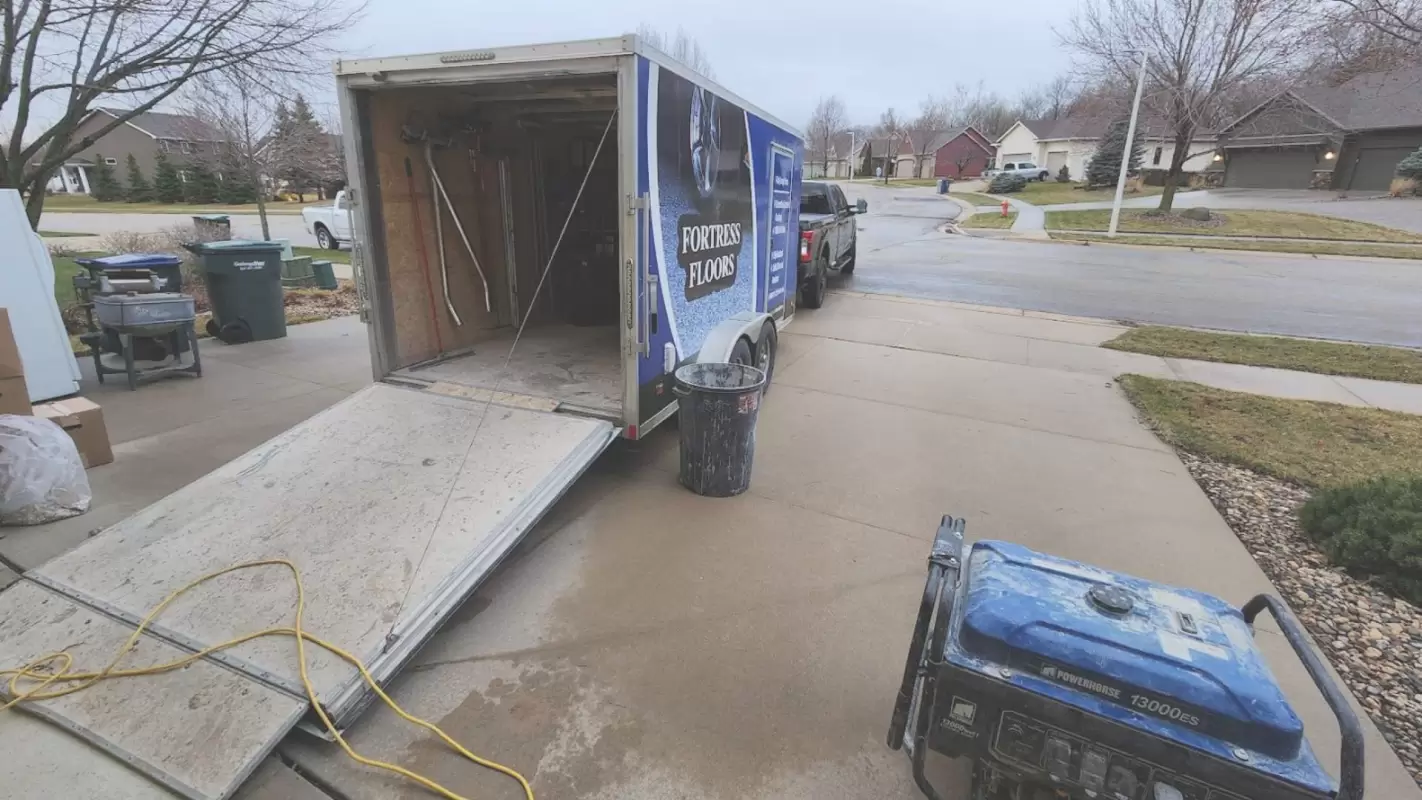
left=405, top=156, right=444, bottom=354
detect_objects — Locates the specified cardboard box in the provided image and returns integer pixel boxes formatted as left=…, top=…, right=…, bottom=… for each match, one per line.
left=0, top=308, right=23, bottom=379
left=0, top=375, right=31, bottom=416
left=33, top=397, right=113, bottom=468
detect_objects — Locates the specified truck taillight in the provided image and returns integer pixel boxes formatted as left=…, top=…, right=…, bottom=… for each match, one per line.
left=799, top=231, right=813, bottom=263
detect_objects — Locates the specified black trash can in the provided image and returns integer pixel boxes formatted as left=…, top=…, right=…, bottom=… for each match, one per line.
left=673, top=363, right=767, bottom=497
left=185, top=240, right=287, bottom=343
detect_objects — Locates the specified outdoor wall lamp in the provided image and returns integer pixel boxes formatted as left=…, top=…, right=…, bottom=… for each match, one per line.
left=1324, top=150, right=1336, bottom=160
left=1212, top=152, right=1223, bottom=162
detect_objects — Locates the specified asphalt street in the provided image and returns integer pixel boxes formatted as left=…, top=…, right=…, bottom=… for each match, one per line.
left=834, top=181, right=1422, bottom=347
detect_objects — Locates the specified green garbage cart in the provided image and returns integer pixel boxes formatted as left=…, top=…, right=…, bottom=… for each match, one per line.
left=184, top=239, right=287, bottom=343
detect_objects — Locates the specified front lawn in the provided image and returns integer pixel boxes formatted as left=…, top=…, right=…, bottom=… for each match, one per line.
left=959, top=212, right=1017, bottom=229
left=291, top=246, right=349, bottom=264
left=950, top=191, right=1002, bottom=206
left=1119, top=375, right=1422, bottom=488
left=1050, top=232, right=1422, bottom=260
left=39, top=230, right=94, bottom=237
left=1016, top=181, right=1164, bottom=206
left=1106, top=326, right=1422, bottom=384
left=42, top=194, right=303, bottom=215
left=1046, top=209, right=1422, bottom=243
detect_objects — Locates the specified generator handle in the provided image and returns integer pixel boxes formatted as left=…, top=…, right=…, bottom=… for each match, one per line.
left=1242, top=593, right=1364, bottom=800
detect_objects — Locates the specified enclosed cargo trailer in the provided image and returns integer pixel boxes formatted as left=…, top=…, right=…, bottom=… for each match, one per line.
left=0, top=35, right=804, bottom=799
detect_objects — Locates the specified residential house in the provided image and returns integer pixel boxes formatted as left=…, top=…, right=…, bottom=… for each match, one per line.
left=44, top=107, right=224, bottom=195
left=1215, top=65, right=1422, bottom=191
left=897, top=127, right=995, bottom=179
left=805, top=132, right=861, bottom=179
left=994, top=115, right=1217, bottom=183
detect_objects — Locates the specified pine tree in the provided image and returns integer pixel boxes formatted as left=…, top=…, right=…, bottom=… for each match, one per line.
left=1397, top=146, right=1422, bottom=180
left=153, top=152, right=183, bottom=203
left=218, top=169, right=257, bottom=204
left=90, top=154, right=123, bottom=201
left=124, top=154, right=151, bottom=202
left=183, top=163, right=220, bottom=203
left=274, top=93, right=324, bottom=198
left=1086, top=118, right=1145, bottom=188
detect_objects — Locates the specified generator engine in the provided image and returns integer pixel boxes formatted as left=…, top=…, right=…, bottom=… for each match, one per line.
left=888, top=517, right=1364, bottom=800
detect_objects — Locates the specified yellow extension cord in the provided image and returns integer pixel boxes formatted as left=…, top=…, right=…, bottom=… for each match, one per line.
left=0, top=559, right=534, bottom=800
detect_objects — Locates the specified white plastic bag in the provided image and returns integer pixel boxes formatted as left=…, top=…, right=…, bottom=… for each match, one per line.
left=0, top=414, right=92, bottom=526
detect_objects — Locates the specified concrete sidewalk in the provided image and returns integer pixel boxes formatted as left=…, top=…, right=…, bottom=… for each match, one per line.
left=2, top=298, right=1417, bottom=799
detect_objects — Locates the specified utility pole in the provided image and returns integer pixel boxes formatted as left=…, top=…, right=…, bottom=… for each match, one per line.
left=1109, top=51, right=1148, bottom=237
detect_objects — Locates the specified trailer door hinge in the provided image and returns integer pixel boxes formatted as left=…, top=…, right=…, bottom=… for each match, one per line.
left=628, top=194, right=647, bottom=213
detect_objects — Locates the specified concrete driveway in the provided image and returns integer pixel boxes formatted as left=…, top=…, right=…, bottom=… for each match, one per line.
left=3, top=301, right=1416, bottom=799
left=834, top=181, right=1422, bottom=347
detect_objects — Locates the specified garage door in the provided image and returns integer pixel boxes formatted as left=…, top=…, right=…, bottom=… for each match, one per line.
left=1347, top=146, right=1415, bottom=191
left=1046, top=151, right=1068, bottom=173
left=1225, top=148, right=1317, bottom=189
left=1002, top=153, right=1032, bottom=166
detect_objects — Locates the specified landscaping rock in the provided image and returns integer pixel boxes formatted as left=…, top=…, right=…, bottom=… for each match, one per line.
left=1182, top=207, right=1212, bottom=221
left=1177, top=451, right=1421, bottom=788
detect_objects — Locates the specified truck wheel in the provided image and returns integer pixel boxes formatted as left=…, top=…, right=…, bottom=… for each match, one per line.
left=841, top=241, right=857, bottom=275
left=315, top=224, right=334, bottom=250
left=1038, top=171, right=1050, bottom=182
left=756, top=321, right=777, bottom=391
left=801, top=256, right=827, bottom=309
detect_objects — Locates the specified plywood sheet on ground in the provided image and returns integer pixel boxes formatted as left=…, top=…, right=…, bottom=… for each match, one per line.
left=0, top=581, right=303, bottom=799
left=33, top=383, right=615, bottom=707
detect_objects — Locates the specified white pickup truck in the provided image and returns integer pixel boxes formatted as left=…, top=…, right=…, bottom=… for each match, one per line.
left=300, top=189, right=352, bottom=249
left=984, top=161, right=1050, bottom=182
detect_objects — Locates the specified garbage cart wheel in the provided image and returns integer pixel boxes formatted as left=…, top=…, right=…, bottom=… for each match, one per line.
left=205, top=318, right=221, bottom=340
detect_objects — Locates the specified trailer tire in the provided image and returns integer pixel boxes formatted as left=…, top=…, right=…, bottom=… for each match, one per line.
left=728, top=337, right=753, bottom=369
left=801, top=254, right=827, bottom=309
left=755, top=321, right=777, bottom=391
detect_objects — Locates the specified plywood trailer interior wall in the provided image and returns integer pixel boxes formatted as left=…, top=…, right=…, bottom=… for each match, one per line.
left=364, top=73, right=623, bottom=417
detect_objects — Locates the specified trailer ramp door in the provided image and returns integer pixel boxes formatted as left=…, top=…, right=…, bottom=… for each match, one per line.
left=25, top=383, right=614, bottom=741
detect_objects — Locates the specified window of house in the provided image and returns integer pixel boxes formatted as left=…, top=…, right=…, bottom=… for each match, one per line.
left=159, top=140, right=171, bottom=153
left=180, top=141, right=195, bottom=154
left=1153, top=147, right=1163, bottom=165
left=104, top=157, right=118, bottom=166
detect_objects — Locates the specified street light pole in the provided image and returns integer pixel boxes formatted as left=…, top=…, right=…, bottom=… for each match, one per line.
left=1109, top=51, right=1148, bottom=237
left=849, top=130, right=855, bottom=180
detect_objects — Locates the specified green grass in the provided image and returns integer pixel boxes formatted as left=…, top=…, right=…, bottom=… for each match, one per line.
left=51, top=252, right=107, bottom=307
left=1106, top=326, right=1422, bottom=384
left=1050, top=232, right=1422, bottom=260
left=42, top=194, right=302, bottom=215
left=1119, top=375, right=1422, bottom=488
left=1045, top=209, right=1422, bottom=242
left=950, top=191, right=1003, bottom=206
left=39, top=230, right=94, bottom=237
left=1016, top=181, right=1164, bottom=206
left=959, top=212, right=1017, bottom=229
left=290, top=246, right=349, bottom=263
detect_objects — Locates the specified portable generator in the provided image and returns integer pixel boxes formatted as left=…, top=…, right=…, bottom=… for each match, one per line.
left=887, top=517, right=1365, bottom=800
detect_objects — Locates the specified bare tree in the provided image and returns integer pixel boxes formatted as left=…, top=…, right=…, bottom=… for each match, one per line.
left=1063, top=0, right=1312, bottom=211
left=806, top=95, right=848, bottom=176
left=637, top=24, right=715, bottom=78
left=874, top=108, right=906, bottom=182
left=943, top=82, right=1017, bottom=140
left=1, top=0, right=362, bottom=227
left=1042, top=76, right=1078, bottom=119
left=1329, top=0, right=1422, bottom=46
left=181, top=68, right=278, bottom=237
left=902, top=96, right=954, bottom=179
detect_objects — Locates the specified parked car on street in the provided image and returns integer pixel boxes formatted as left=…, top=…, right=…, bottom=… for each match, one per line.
left=797, top=181, right=865, bottom=309
left=984, top=161, right=1050, bottom=182
left=301, top=190, right=352, bottom=249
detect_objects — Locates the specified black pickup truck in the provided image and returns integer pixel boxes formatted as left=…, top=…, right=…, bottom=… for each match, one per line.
left=798, top=181, right=867, bottom=308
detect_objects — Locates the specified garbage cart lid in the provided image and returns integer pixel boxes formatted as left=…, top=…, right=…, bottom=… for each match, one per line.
left=192, top=214, right=231, bottom=222
left=75, top=253, right=182, bottom=269
left=187, top=239, right=284, bottom=254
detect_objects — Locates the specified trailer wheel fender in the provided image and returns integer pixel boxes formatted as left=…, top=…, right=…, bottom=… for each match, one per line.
left=696, top=311, right=774, bottom=366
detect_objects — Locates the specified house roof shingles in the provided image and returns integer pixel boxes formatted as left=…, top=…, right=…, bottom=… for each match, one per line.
left=1290, top=65, right=1422, bottom=131
left=97, top=107, right=225, bottom=142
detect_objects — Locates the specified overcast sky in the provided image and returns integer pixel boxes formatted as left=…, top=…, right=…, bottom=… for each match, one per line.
left=336, top=0, right=1082, bottom=129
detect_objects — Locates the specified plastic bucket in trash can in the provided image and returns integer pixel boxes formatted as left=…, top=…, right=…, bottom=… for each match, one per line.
left=673, top=363, right=767, bottom=497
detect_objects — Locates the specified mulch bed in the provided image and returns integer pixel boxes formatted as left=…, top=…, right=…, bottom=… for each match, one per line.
left=1179, top=451, right=1422, bottom=787
left=1135, top=211, right=1227, bottom=230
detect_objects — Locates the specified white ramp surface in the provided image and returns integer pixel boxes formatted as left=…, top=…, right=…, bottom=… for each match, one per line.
left=0, top=581, right=304, bottom=799
left=32, top=383, right=615, bottom=716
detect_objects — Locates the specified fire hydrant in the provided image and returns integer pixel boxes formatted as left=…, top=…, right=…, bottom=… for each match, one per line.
left=1000, top=200, right=1010, bottom=217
